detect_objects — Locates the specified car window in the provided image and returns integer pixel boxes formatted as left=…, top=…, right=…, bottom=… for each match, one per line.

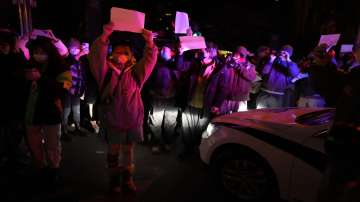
left=295, top=109, right=335, bottom=126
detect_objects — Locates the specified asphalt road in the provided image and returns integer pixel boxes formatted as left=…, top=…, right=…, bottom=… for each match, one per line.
left=1, top=131, right=234, bottom=202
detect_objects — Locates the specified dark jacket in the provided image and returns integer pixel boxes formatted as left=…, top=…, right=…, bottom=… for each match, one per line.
left=261, top=59, right=300, bottom=93
left=82, top=56, right=98, bottom=103
left=225, top=57, right=257, bottom=101
left=149, top=57, right=181, bottom=99
left=25, top=59, right=70, bottom=125
left=173, top=54, right=194, bottom=109
left=307, top=63, right=344, bottom=107
left=335, top=66, right=360, bottom=124
left=187, top=58, right=228, bottom=115
left=0, top=52, right=28, bottom=123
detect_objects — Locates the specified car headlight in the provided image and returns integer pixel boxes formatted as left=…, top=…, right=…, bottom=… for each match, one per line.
left=202, top=123, right=219, bottom=139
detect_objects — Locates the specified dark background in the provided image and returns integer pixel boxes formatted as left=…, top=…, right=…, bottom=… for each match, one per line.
left=1, top=0, right=360, bottom=58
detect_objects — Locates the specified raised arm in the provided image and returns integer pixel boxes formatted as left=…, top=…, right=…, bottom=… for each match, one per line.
left=88, top=22, right=113, bottom=89
left=239, top=63, right=257, bottom=82
left=133, top=29, right=158, bottom=88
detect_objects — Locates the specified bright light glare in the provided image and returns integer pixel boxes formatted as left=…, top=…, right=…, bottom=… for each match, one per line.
left=202, top=123, right=218, bottom=139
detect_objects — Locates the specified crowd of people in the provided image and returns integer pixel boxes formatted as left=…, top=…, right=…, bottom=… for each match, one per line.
left=0, top=17, right=359, bottom=196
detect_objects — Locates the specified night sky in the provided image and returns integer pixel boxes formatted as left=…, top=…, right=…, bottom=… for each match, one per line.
left=1, top=0, right=360, bottom=57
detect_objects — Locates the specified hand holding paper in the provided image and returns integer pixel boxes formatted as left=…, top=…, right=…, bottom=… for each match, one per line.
left=142, top=29, right=154, bottom=48
left=101, top=22, right=115, bottom=42
left=110, top=7, right=145, bottom=33
left=30, top=29, right=59, bottom=42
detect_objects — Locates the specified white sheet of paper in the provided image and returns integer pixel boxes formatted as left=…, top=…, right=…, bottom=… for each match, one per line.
left=340, top=44, right=354, bottom=53
left=179, top=36, right=206, bottom=51
left=175, top=11, right=189, bottom=34
left=318, top=34, right=341, bottom=48
left=110, top=7, right=145, bottom=33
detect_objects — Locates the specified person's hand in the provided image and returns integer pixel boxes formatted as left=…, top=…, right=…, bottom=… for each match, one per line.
left=100, top=22, right=114, bottom=43
left=270, top=54, right=276, bottom=63
left=45, top=30, right=59, bottom=42
left=25, top=68, right=41, bottom=81
left=152, top=32, right=159, bottom=39
left=103, top=22, right=114, bottom=37
left=142, top=29, right=154, bottom=48
left=79, top=48, right=90, bottom=57
left=179, top=44, right=185, bottom=55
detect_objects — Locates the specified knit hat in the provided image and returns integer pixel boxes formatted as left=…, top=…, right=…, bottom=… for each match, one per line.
left=281, top=45, right=294, bottom=57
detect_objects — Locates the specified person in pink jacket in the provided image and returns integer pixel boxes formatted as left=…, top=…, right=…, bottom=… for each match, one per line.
left=89, top=22, right=158, bottom=193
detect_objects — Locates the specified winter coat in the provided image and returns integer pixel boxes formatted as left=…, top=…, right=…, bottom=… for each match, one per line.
left=89, top=38, right=158, bottom=132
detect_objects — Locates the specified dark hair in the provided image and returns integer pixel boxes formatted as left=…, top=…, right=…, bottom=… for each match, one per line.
left=111, top=40, right=134, bottom=53
left=26, top=37, right=67, bottom=72
left=353, top=43, right=360, bottom=52
left=257, top=46, right=270, bottom=54
left=0, top=30, right=17, bottom=51
left=206, top=41, right=218, bottom=50
left=67, top=38, right=81, bottom=48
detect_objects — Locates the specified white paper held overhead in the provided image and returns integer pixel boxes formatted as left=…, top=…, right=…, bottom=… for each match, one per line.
left=175, top=11, right=189, bottom=34
left=110, top=7, right=145, bottom=33
left=340, top=44, right=354, bottom=53
left=318, top=34, right=341, bottom=48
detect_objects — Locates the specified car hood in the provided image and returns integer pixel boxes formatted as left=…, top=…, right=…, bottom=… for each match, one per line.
left=212, top=108, right=331, bottom=125
left=211, top=108, right=332, bottom=144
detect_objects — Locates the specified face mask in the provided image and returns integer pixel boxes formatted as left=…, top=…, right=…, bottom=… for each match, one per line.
left=118, top=55, right=129, bottom=64
left=70, top=48, right=80, bottom=56
left=33, top=54, right=49, bottom=63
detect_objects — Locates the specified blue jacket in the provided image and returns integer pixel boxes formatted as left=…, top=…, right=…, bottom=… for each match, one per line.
left=261, top=58, right=300, bottom=93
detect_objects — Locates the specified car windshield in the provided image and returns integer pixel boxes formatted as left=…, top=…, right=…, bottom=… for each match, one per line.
left=295, top=109, right=336, bottom=126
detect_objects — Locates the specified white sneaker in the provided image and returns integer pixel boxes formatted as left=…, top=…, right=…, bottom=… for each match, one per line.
left=90, top=121, right=100, bottom=134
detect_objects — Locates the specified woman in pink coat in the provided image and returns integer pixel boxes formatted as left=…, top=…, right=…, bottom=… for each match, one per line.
left=89, top=22, right=158, bottom=193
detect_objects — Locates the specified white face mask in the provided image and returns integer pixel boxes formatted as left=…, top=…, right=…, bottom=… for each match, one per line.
left=70, top=48, right=80, bottom=56
left=33, top=54, right=49, bottom=63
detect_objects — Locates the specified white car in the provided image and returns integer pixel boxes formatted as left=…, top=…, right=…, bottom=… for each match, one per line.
left=200, top=108, right=335, bottom=202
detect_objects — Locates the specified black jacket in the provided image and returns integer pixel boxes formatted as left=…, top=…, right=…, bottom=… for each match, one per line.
left=25, top=59, right=69, bottom=125
left=0, top=52, right=27, bottom=124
